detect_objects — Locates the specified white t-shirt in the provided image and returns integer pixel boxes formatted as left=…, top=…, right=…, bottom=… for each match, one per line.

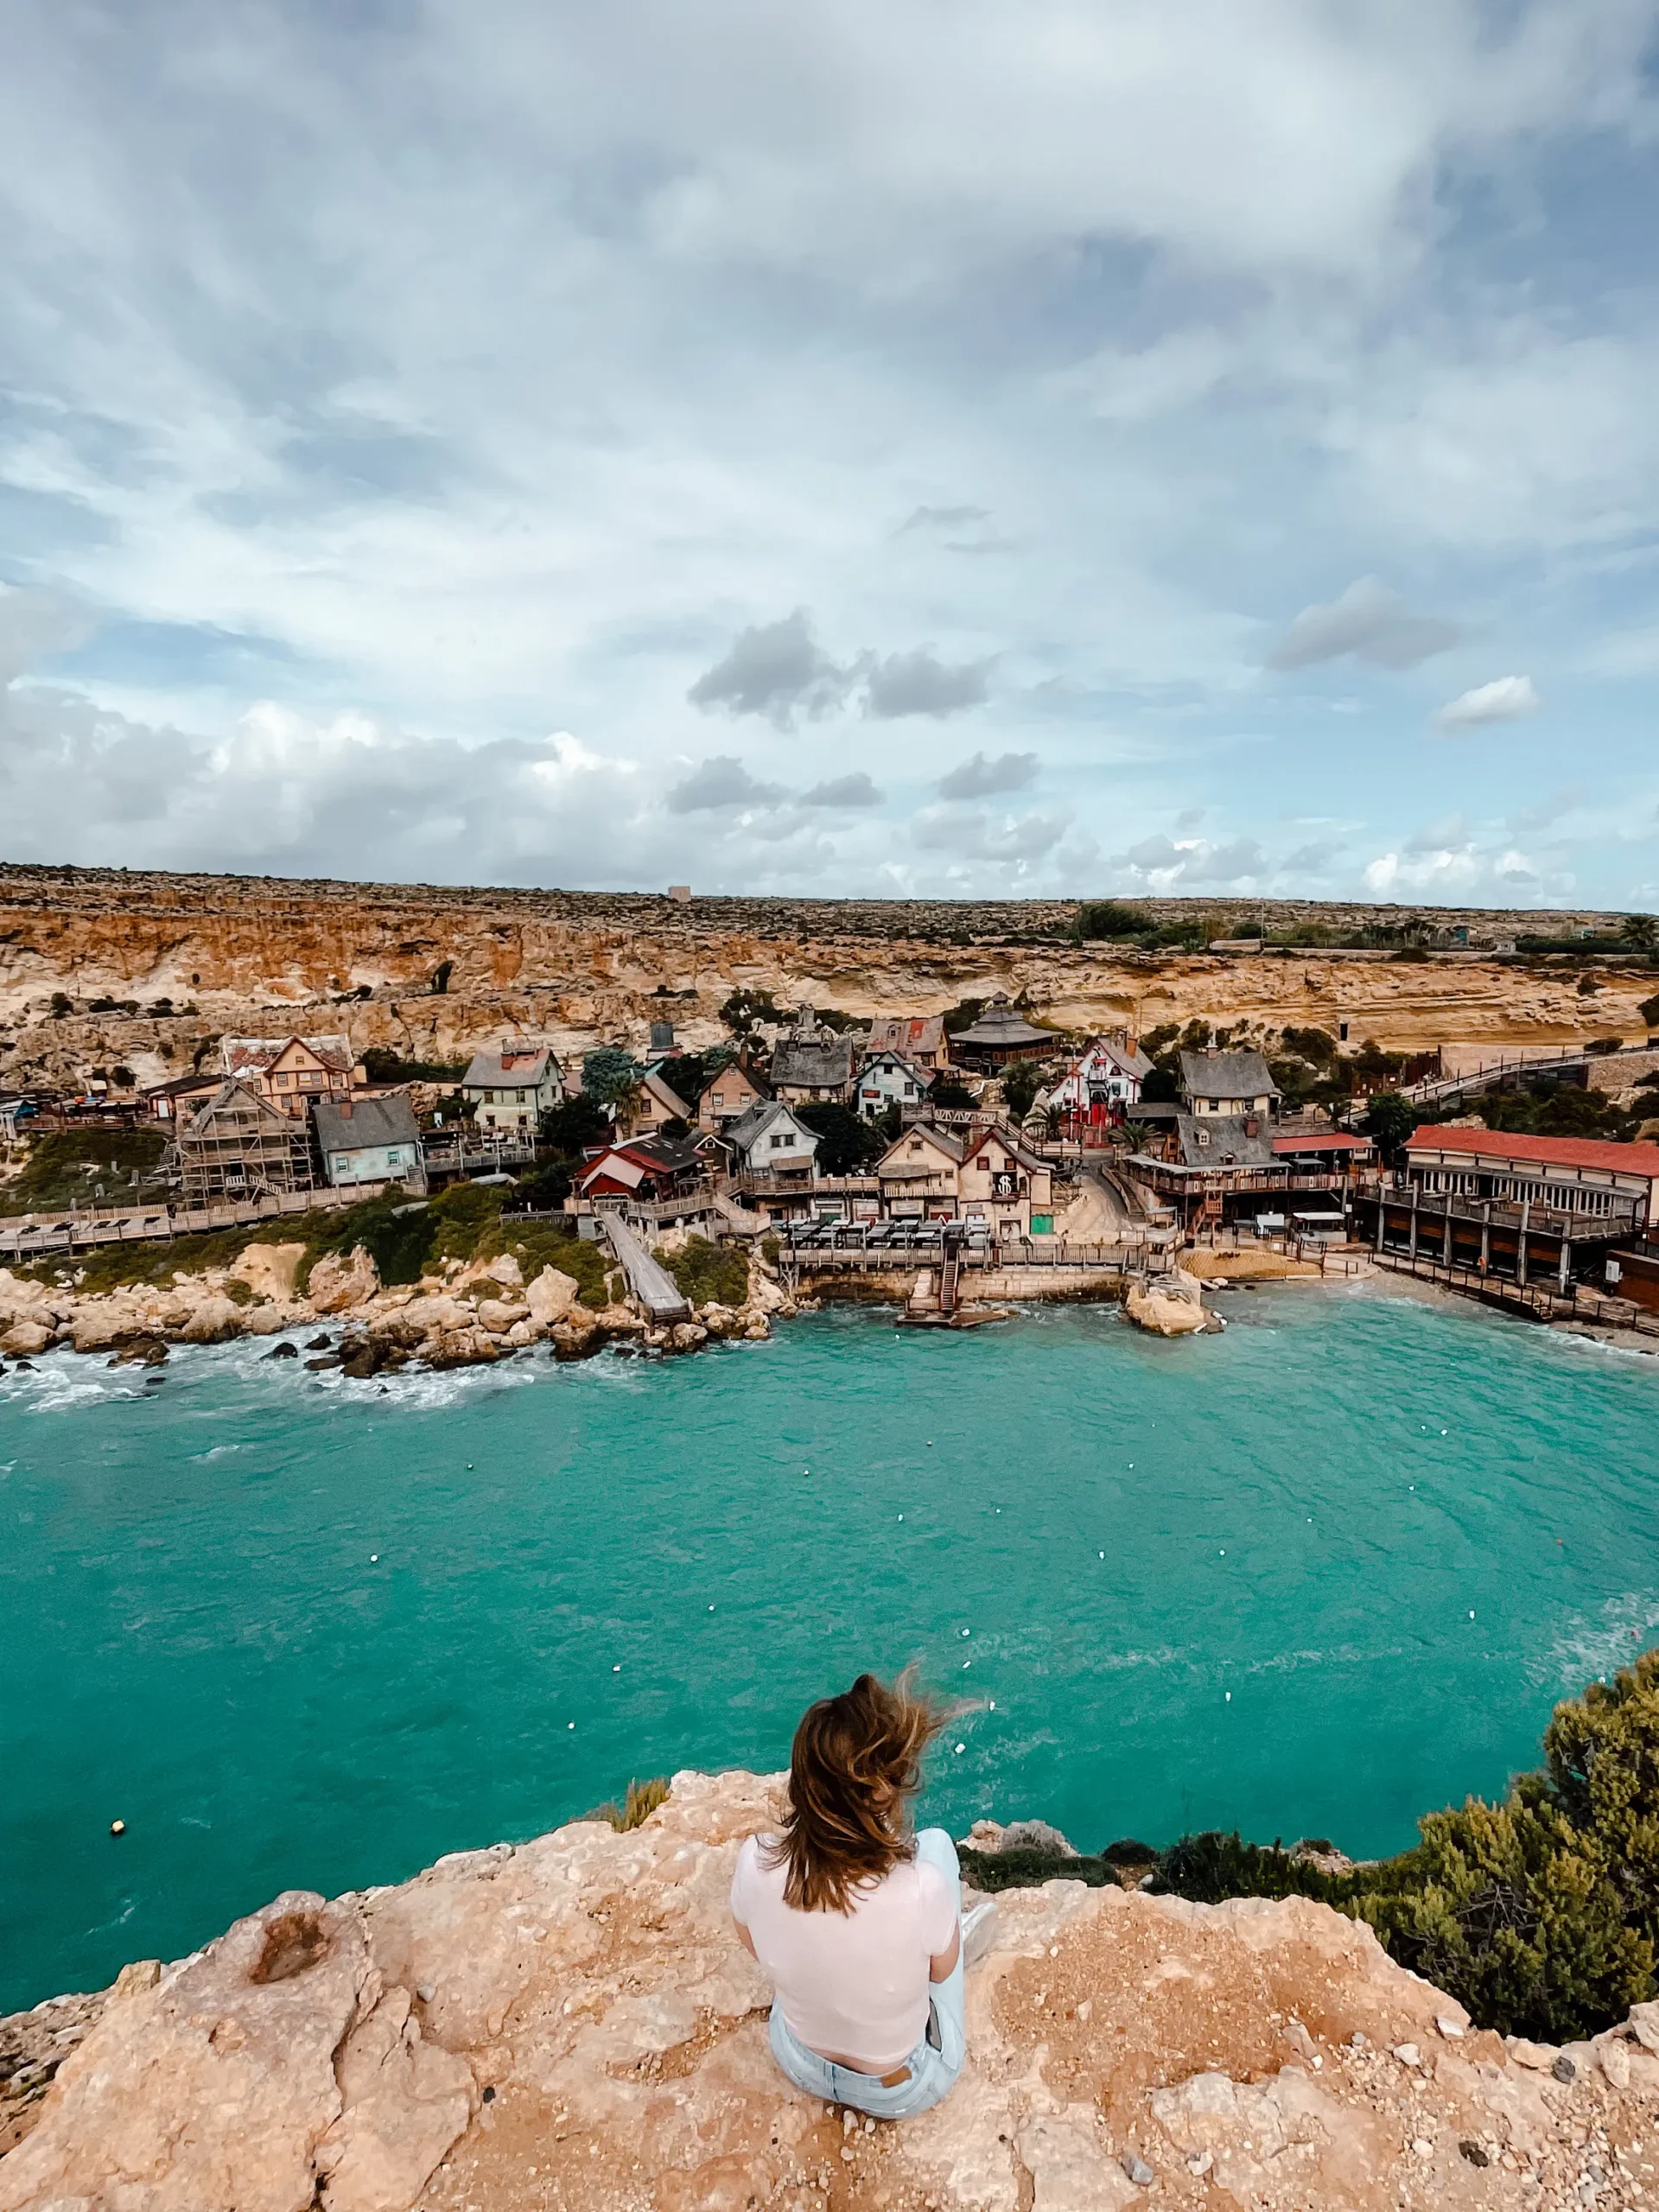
left=730, top=1834, right=958, bottom=2069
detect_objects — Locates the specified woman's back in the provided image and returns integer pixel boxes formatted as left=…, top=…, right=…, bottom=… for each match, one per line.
left=732, top=1833, right=957, bottom=2070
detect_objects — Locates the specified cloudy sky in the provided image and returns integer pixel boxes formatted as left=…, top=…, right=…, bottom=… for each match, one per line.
left=3, top=1, right=1659, bottom=907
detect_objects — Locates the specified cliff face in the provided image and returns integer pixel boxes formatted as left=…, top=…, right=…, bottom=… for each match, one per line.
left=3, top=1770, right=1656, bottom=2212
left=1, top=868, right=1654, bottom=1095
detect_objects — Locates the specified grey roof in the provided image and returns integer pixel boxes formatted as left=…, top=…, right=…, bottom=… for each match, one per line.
left=723, top=1099, right=818, bottom=1154
left=1173, top=1112, right=1277, bottom=1168
left=1179, top=1049, right=1279, bottom=1101
left=314, top=1092, right=421, bottom=1154
left=1095, top=1036, right=1155, bottom=1081
left=698, top=1061, right=771, bottom=1106
left=879, top=1123, right=965, bottom=1170
left=769, top=1036, right=856, bottom=1090
left=181, top=1079, right=295, bottom=1136
left=952, top=996, right=1053, bottom=1049
left=462, top=1046, right=561, bottom=1089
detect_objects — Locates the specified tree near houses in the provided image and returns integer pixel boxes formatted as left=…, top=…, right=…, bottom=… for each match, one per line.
left=1363, top=1089, right=1416, bottom=1166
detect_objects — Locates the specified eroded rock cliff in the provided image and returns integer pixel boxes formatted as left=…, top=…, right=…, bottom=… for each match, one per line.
left=3, top=1770, right=1656, bottom=2212
left=1, top=868, right=1653, bottom=1095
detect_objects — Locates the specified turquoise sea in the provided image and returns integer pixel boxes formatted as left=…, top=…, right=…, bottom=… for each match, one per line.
left=3, top=1281, right=1658, bottom=2012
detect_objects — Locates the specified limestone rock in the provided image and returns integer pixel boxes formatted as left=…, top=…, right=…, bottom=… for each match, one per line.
left=231, top=1242, right=308, bottom=1301
left=0, top=1320, right=52, bottom=1357
left=524, top=1266, right=581, bottom=1326
left=179, top=1293, right=246, bottom=1344
left=8, top=1770, right=1656, bottom=2212
left=0, top=1890, right=465, bottom=2212
left=308, top=1248, right=382, bottom=1314
left=597, top=1302, right=646, bottom=1333
left=474, top=1298, right=530, bottom=1333
left=1124, top=1272, right=1211, bottom=1338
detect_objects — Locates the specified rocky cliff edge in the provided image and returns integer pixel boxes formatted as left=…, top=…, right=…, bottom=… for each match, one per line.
left=3, top=1770, right=1656, bottom=2212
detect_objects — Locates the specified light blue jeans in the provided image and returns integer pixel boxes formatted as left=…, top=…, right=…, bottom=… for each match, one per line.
left=766, top=1827, right=967, bottom=2120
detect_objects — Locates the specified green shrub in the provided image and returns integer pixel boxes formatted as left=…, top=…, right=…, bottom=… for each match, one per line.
left=586, top=1777, right=671, bottom=1832
left=656, top=1236, right=748, bottom=1308
left=2, top=1129, right=170, bottom=1216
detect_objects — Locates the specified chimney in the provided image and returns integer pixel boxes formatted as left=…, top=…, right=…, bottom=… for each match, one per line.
left=340, top=1099, right=353, bottom=1118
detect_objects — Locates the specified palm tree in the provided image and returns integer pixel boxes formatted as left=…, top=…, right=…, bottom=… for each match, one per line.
left=1620, top=914, right=1657, bottom=951
left=1123, top=1120, right=1153, bottom=1155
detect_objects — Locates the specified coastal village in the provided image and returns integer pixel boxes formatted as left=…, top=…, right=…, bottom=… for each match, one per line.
left=7, top=917, right=1659, bottom=1365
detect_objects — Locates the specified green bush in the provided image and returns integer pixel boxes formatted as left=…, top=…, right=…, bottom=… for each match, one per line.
left=587, top=1777, right=671, bottom=1832
left=657, top=1235, right=748, bottom=1308
left=1076, top=899, right=1154, bottom=941
left=2, top=1129, right=169, bottom=1216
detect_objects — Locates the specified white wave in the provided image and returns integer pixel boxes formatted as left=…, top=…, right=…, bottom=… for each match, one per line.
left=1535, top=1591, right=1659, bottom=1691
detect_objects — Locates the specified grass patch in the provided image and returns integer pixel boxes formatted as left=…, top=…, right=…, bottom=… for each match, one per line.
left=2, top=1129, right=168, bottom=1216
left=585, top=1777, right=671, bottom=1833
left=13, top=1169, right=611, bottom=1307
left=655, top=1235, right=748, bottom=1308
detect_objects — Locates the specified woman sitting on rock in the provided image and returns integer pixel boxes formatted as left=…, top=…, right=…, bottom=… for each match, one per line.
left=731, top=1670, right=995, bottom=2118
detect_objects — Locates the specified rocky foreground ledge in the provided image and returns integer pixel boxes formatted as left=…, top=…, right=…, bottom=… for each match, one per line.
left=4, top=1774, right=1657, bottom=2212
left=0, top=1243, right=787, bottom=1377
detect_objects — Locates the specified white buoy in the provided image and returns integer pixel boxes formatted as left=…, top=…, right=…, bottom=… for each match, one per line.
left=110, top=1818, right=125, bottom=1836
left=709, top=1604, right=715, bottom=1611
left=1219, top=1548, right=1226, bottom=1556
left=1224, top=1692, right=1231, bottom=1702
left=961, top=1628, right=970, bottom=1637
left=988, top=1700, right=995, bottom=1710
left=953, top=1742, right=964, bottom=1754
left=1469, top=1611, right=1475, bottom=1619
left=568, top=1721, right=575, bottom=1730
left=613, top=1664, right=621, bottom=1673
left=370, top=1554, right=378, bottom=1562
left=1098, top=1550, right=1104, bottom=1558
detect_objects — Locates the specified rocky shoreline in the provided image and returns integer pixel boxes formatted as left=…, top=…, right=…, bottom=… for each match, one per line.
left=4, top=1771, right=1657, bottom=2212
left=0, top=1241, right=797, bottom=1382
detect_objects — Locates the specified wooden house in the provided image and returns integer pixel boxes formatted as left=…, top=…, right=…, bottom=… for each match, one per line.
left=720, top=1100, right=821, bottom=1184
left=697, top=1060, right=772, bottom=1131
left=314, top=1093, right=423, bottom=1191
left=948, top=995, right=1054, bottom=1069
left=624, top=1066, right=693, bottom=1139
left=1179, top=1047, right=1279, bottom=1119
left=223, top=1034, right=362, bottom=1119
left=875, top=1123, right=965, bottom=1219
left=461, top=1044, right=566, bottom=1135
left=855, top=1051, right=934, bottom=1120
left=958, top=1126, right=1054, bottom=1237
left=177, top=1082, right=315, bottom=1207
left=865, top=1014, right=949, bottom=1072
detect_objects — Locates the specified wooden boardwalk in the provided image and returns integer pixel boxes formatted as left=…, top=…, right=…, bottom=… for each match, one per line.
left=0, top=1181, right=394, bottom=1262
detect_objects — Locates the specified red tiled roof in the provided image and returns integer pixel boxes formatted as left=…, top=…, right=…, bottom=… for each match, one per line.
left=1405, top=1127, right=1659, bottom=1177
left=1271, top=1133, right=1374, bottom=1154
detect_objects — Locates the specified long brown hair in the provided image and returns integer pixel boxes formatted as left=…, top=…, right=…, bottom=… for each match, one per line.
left=767, top=1669, right=950, bottom=1912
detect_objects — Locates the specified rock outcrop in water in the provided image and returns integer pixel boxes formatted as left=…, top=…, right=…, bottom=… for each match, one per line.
left=4, top=1770, right=1657, bottom=2212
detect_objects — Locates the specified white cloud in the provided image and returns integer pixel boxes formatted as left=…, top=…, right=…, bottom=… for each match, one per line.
left=1434, top=675, right=1541, bottom=728
left=1, top=3, right=1657, bottom=900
